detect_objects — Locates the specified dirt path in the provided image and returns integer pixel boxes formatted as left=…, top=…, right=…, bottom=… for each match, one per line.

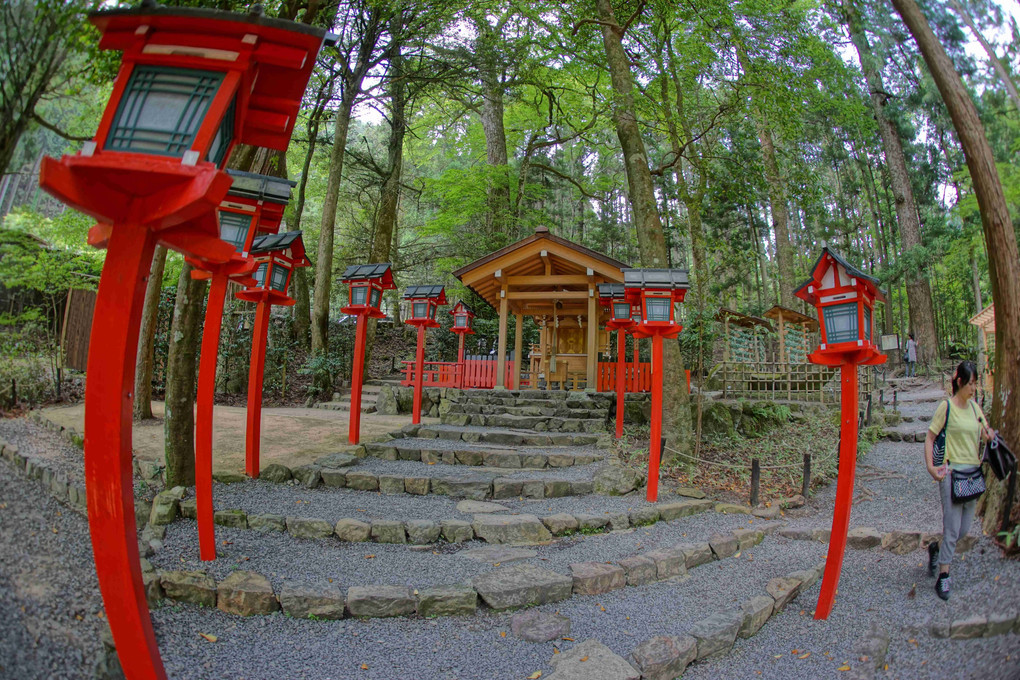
left=40, top=401, right=436, bottom=473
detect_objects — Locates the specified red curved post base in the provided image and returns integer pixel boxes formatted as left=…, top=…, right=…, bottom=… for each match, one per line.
left=84, top=225, right=167, bottom=679
left=814, top=362, right=860, bottom=619
left=615, top=329, right=626, bottom=439
left=245, top=300, right=271, bottom=478
left=195, top=274, right=228, bottom=561
left=348, top=313, right=367, bottom=445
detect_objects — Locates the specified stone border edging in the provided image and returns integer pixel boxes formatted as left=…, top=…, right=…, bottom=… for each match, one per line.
left=159, top=494, right=761, bottom=547
left=0, top=434, right=89, bottom=516
left=778, top=525, right=979, bottom=556
left=930, top=610, right=1020, bottom=640
left=359, top=440, right=603, bottom=469
left=144, top=520, right=788, bottom=623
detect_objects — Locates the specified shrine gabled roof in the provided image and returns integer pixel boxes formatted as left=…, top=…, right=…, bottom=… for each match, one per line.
left=403, top=285, right=446, bottom=302
left=226, top=170, right=296, bottom=205
left=597, top=283, right=626, bottom=299
left=340, top=263, right=391, bottom=281
left=794, top=246, right=885, bottom=304
left=763, top=305, right=818, bottom=328
left=968, top=303, right=995, bottom=332
left=622, top=268, right=690, bottom=289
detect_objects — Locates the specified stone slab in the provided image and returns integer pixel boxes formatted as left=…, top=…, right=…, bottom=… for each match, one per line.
left=472, top=563, right=572, bottom=611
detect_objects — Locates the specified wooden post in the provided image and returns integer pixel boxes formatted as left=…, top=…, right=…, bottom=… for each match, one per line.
left=750, top=458, right=760, bottom=507
left=815, top=362, right=860, bottom=620
left=615, top=328, right=626, bottom=439
left=802, top=453, right=811, bottom=498
left=81, top=225, right=166, bottom=680
left=195, top=273, right=227, bottom=562
left=244, top=299, right=271, bottom=478
left=348, top=313, right=367, bottom=444
left=647, top=333, right=664, bottom=502
left=539, top=323, right=547, bottom=389
left=586, top=287, right=598, bottom=390
left=456, top=333, right=466, bottom=388
left=777, top=313, right=786, bottom=364
left=632, top=335, right=639, bottom=391
left=495, top=288, right=508, bottom=389
left=412, top=324, right=426, bottom=424
left=513, top=311, right=523, bottom=390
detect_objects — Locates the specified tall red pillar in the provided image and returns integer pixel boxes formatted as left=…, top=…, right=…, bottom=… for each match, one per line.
left=83, top=226, right=166, bottom=679
left=615, top=329, right=626, bottom=439
left=349, top=313, right=368, bottom=444
left=195, top=273, right=228, bottom=561
left=412, top=325, right=426, bottom=424
left=647, top=333, right=664, bottom=502
left=244, top=301, right=271, bottom=477
left=814, top=362, right=859, bottom=619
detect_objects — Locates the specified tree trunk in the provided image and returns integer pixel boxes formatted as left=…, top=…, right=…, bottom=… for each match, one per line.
left=163, top=264, right=206, bottom=487
left=970, top=243, right=986, bottom=377
left=310, top=9, right=384, bottom=364
left=891, top=0, right=1020, bottom=535
left=474, top=18, right=512, bottom=240
left=595, top=0, right=692, bottom=458
left=133, top=245, right=168, bottom=421
left=844, top=0, right=940, bottom=364
left=753, top=119, right=796, bottom=307
left=947, top=0, right=1020, bottom=113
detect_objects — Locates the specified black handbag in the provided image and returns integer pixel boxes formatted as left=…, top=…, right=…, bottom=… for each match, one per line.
left=932, top=400, right=950, bottom=468
left=984, top=434, right=1017, bottom=482
left=951, top=466, right=985, bottom=504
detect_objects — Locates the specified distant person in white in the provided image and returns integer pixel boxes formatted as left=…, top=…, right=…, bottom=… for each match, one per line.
left=905, top=333, right=918, bottom=377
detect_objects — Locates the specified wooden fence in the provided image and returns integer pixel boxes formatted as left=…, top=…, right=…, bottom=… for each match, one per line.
left=60, top=288, right=96, bottom=371
left=717, top=361, right=874, bottom=404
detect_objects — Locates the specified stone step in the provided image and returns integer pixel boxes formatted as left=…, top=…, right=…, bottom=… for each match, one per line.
left=313, top=402, right=375, bottom=413
left=441, top=412, right=607, bottom=433
left=454, top=393, right=610, bottom=408
left=363, top=440, right=602, bottom=469
left=448, top=403, right=610, bottom=420
left=414, top=425, right=600, bottom=447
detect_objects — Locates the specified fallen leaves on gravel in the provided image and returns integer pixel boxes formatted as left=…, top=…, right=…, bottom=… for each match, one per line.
left=907, top=584, right=916, bottom=599
left=527, top=672, right=542, bottom=679
left=360, top=663, right=369, bottom=670
left=198, top=633, right=218, bottom=643
left=579, top=657, right=589, bottom=662
left=500, top=631, right=506, bottom=638
left=364, top=554, right=375, bottom=559
left=798, top=652, right=811, bottom=659
left=837, top=665, right=851, bottom=671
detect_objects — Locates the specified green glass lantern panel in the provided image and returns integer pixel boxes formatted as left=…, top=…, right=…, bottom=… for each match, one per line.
left=412, top=302, right=427, bottom=319
left=207, top=96, right=236, bottom=167
left=824, top=302, right=858, bottom=344
left=613, top=302, right=631, bottom=320
left=370, top=287, right=381, bottom=309
left=864, top=306, right=872, bottom=342
left=645, top=297, right=670, bottom=322
left=218, top=211, right=251, bottom=252
left=106, top=65, right=224, bottom=157
left=254, top=262, right=268, bottom=288
left=454, top=315, right=468, bottom=328
left=351, top=284, right=367, bottom=305
left=270, top=264, right=289, bottom=293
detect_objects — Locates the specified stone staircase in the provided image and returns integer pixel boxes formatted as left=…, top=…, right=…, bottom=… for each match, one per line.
left=440, top=389, right=611, bottom=433
left=312, top=381, right=389, bottom=413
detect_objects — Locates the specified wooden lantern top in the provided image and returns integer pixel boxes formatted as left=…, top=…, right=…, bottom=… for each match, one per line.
left=794, top=247, right=885, bottom=307
left=340, top=263, right=395, bottom=289
left=249, top=230, right=309, bottom=267
left=622, top=268, right=690, bottom=299
left=403, top=285, right=447, bottom=304
left=450, top=300, right=475, bottom=317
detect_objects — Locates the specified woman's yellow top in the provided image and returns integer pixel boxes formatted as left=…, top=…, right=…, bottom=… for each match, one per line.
left=928, top=398, right=986, bottom=467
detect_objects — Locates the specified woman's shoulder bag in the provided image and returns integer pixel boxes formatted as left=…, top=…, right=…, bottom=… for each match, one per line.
left=932, top=400, right=950, bottom=468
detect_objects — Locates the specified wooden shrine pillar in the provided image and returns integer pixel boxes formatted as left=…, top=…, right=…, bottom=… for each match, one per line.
left=513, top=311, right=523, bottom=389
left=777, top=313, right=787, bottom=364
left=586, top=286, right=598, bottom=390
left=496, top=287, right=508, bottom=388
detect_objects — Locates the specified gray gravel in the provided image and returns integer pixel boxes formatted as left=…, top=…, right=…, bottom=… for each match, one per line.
left=150, top=504, right=755, bottom=588
left=202, top=476, right=703, bottom=521
left=0, top=418, right=86, bottom=486
left=0, top=457, right=107, bottom=679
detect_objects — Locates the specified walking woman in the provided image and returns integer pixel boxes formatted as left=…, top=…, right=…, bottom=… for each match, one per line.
left=924, top=361, right=995, bottom=600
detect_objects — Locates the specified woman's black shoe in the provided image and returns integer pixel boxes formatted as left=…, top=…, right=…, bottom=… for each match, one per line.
left=928, top=541, right=939, bottom=576
left=935, top=572, right=951, bottom=601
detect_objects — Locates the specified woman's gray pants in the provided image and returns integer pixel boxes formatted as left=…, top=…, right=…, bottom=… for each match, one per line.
left=938, top=469, right=978, bottom=566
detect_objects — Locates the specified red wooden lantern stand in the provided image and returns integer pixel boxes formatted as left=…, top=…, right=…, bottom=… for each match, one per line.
left=598, top=283, right=636, bottom=439
left=403, top=286, right=447, bottom=423
left=340, top=264, right=395, bottom=444
left=623, top=269, right=690, bottom=503
left=449, top=301, right=476, bottom=388
left=36, top=5, right=330, bottom=677
left=236, top=230, right=309, bottom=478
left=795, top=247, right=886, bottom=620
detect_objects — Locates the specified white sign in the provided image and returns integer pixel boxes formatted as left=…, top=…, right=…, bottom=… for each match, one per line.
left=880, top=334, right=900, bottom=351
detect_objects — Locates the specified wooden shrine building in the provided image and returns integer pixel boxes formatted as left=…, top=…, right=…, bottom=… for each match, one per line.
left=452, top=226, right=631, bottom=390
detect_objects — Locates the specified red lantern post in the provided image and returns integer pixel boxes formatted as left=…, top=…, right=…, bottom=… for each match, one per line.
left=403, top=286, right=447, bottom=423
left=236, top=231, right=309, bottom=478
left=36, top=5, right=331, bottom=678
left=188, top=172, right=294, bottom=561
left=623, top=269, right=690, bottom=502
left=598, top=283, right=636, bottom=439
left=340, top=264, right=395, bottom=444
left=449, top=301, right=476, bottom=388
left=794, top=247, right=886, bottom=620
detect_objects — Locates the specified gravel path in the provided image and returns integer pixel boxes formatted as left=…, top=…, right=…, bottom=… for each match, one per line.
left=150, top=505, right=756, bottom=589
left=0, top=457, right=107, bottom=679
left=0, top=418, right=86, bottom=487
left=201, top=476, right=700, bottom=521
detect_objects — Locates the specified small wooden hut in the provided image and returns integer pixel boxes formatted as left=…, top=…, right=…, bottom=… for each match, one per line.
left=763, top=305, right=819, bottom=365
left=969, top=304, right=995, bottom=391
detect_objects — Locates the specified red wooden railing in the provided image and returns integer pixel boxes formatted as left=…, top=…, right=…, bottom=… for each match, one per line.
left=596, top=362, right=689, bottom=393
left=402, top=359, right=521, bottom=389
